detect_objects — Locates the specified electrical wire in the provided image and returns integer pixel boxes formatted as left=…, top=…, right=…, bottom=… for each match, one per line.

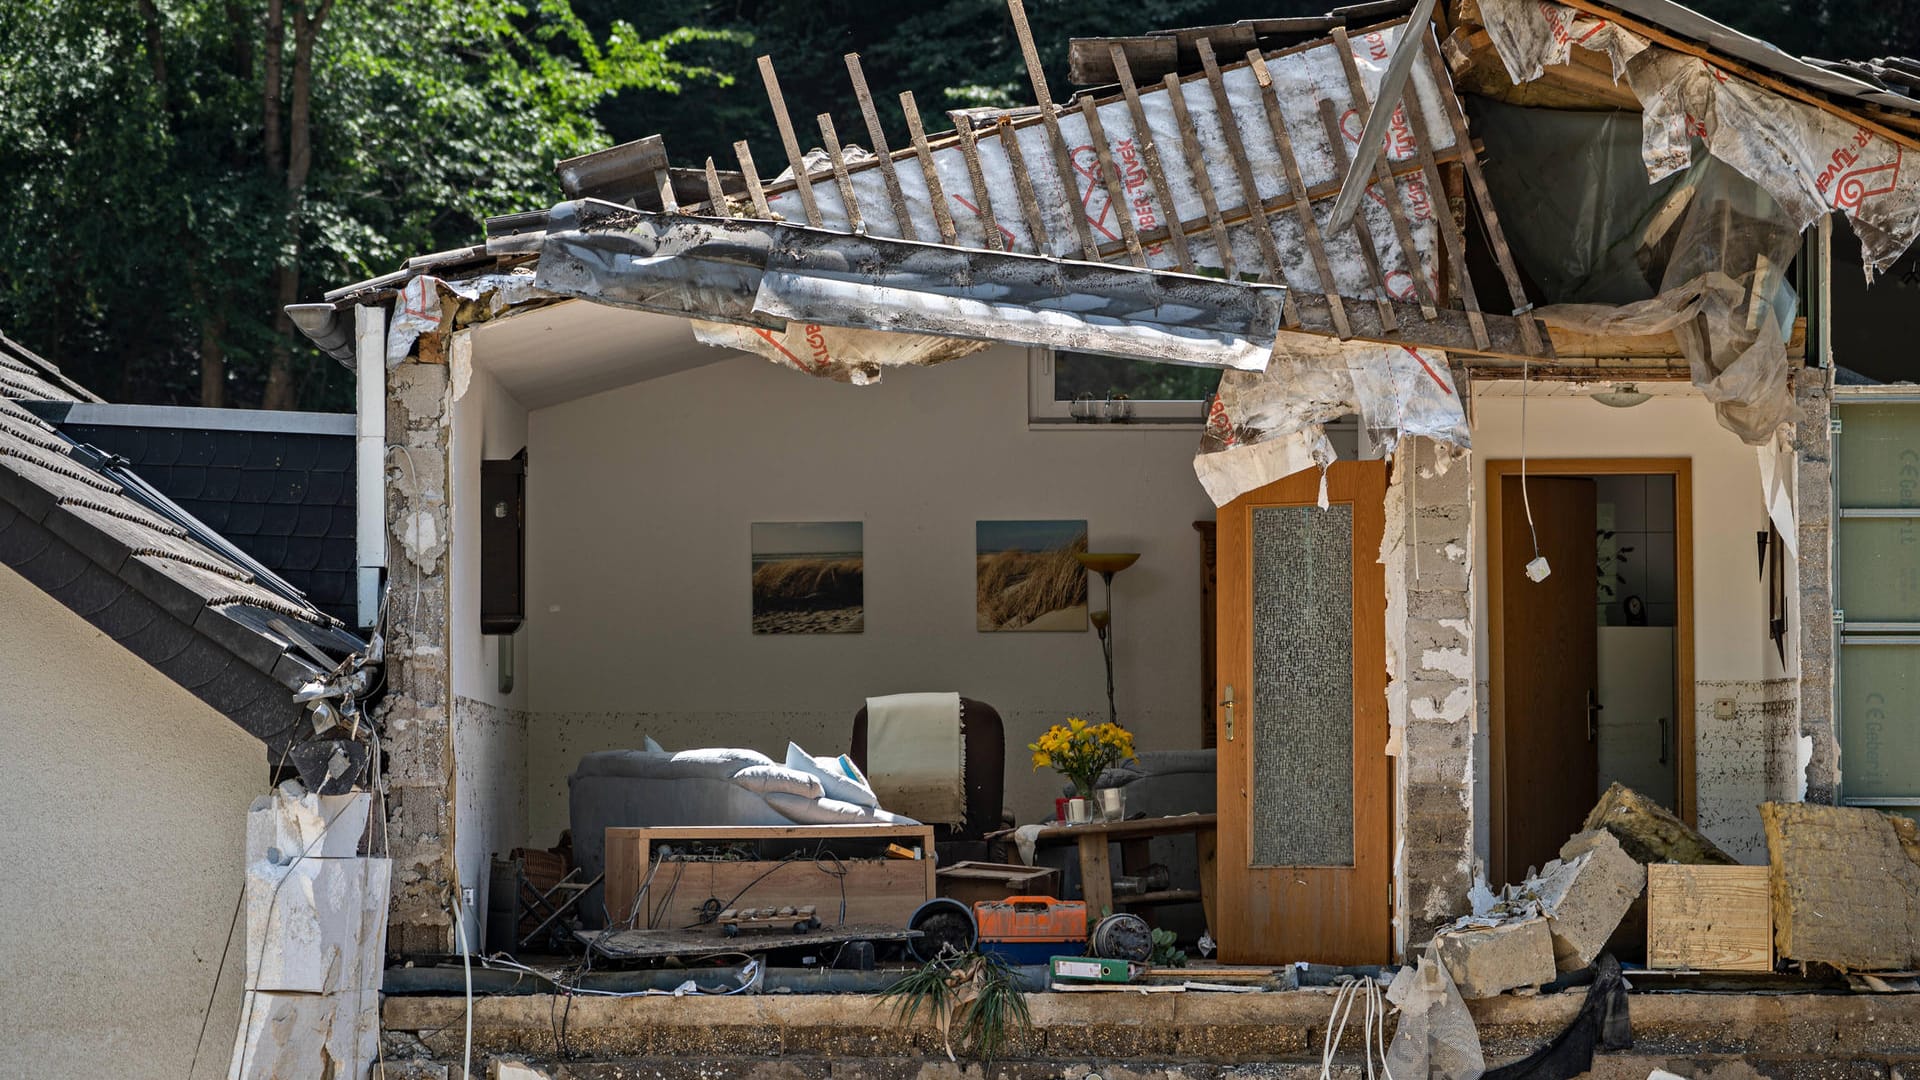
left=1520, top=356, right=1544, bottom=564
left=452, top=893, right=474, bottom=1080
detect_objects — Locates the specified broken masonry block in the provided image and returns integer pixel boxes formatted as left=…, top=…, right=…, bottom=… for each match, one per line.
left=246, top=781, right=371, bottom=863
left=1535, top=829, right=1646, bottom=972
left=492, top=1060, right=555, bottom=1080
left=245, top=856, right=392, bottom=994
left=1763, top=801, right=1920, bottom=972
left=1583, top=782, right=1737, bottom=865
left=1434, top=917, right=1557, bottom=998
left=227, top=988, right=379, bottom=1080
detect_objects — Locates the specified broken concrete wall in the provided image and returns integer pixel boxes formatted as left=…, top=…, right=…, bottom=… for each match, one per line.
left=1793, top=368, right=1837, bottom=803
left=379, top=312, right=458, bottom=955
left=1386, top=436, right=1478, bottom=948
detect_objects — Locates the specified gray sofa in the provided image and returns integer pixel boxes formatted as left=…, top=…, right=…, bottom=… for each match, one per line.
left=569, top=747, right=915, bottom=927
left=1037, top=749, right=1216, bottom=941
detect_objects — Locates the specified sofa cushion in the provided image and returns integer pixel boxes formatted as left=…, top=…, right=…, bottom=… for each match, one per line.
left=785, top=742, right=880, bottom=809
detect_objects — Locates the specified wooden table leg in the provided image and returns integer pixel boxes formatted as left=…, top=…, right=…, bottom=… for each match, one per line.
left=1078, top=832, right=1114, bottom=922
left=1196, top=827, right=1219, bottom=935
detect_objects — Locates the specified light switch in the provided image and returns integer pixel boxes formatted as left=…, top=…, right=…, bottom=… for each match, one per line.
left=1714, top=697, right=1736, bottom=720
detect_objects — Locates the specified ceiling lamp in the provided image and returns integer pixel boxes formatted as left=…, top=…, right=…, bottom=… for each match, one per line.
left=1590, top=383, right=1652, bottom=408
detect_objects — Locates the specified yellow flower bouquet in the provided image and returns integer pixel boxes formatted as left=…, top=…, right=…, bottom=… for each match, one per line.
left=1029, top=717, right=1137, bottom=799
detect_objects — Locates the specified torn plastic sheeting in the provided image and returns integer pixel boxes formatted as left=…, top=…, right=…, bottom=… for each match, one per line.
left=688, top=320, right=989, bottom=385
left=534, top=202, right=1290, bottom=372
left=1384, top=945, right=1486, bottom=1080
left=764, top=21, right=1449, bottom=303
left=1476, top=0, right=1920, bottom=274
left=1192, top=334, right=1467, bottom=507
left=386, top=271, right=556, bottom=367
left=756, top=244, right=1282, bottom=368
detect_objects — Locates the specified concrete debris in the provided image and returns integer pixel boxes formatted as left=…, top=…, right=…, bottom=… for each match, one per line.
left=246, top=781, right=370, bottom=863
left=1536, top=829, right=1647, bottom=972
left=492, top=1059, right=554, bottom=1079
left=1583, top=782, right=1737, bottom=866
left=1762, top=801, right=1920, bottom=972
left=1434, top=917, right=1556, bottom=999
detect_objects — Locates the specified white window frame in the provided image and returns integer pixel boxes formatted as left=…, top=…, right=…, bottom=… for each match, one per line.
left=1027, top=347, right=1213, bottom=427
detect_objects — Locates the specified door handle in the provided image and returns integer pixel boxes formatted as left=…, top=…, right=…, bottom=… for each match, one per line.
left=1221, top=684, right=1235, bottom=742
left=1586, top=690, right=1601, bottom=742
left=1657, top=717, right=1669, bottom=765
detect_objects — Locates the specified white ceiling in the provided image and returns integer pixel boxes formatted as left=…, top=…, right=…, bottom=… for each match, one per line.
left=469, top=299, right=725, bottom=409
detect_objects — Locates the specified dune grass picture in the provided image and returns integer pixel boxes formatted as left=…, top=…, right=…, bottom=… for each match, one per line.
left=752, top=521, right=864, bottom=634
left=976, top=520, right=1089, bottom=632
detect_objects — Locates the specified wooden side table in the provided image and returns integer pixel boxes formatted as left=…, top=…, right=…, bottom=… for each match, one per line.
left=990, top=813, right=1218, bottom=930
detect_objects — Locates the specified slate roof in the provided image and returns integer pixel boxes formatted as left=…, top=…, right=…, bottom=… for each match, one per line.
left=31, top=404, right=359, bottom=626
left=0, top=330, right=367, bottom=751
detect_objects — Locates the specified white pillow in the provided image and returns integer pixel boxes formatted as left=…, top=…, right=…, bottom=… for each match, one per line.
left=784, top=742, right=880, bottom=809
left=731, top=764, right=824, bottom=799
left=643, top=735, right=665, bottom=753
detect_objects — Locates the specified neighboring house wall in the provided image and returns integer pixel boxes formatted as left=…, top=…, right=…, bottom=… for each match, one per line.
left=1469, top=385, right=1796, bottom=863
left=517, top=345, right=1219, bottom=845
left=449, top=359, right=530, bottom=939
left=0, top=562, right=261, bottom=1080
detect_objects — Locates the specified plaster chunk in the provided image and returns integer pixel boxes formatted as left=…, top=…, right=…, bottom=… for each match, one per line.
left=1435, top=918, right=1556, bottom=998
left=246, top=783, right=369, bottom=863
left=1410, top=684, right=1473, bottom=722
left=245, top=856, right=391, bottom=994
left=1420, top=647, right=1473, bottom=680
left=1535, top=830, right=1646, bottom=972
left=227, top=988, right=379, bottom=1080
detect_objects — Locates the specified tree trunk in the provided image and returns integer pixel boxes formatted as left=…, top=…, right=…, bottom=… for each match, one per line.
left=261, top=0, right=330, bottom=411
left=200, top=315, right=228, bottom=408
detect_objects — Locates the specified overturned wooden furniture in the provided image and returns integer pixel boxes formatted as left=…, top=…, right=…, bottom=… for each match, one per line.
left=604, top=823, right=936, bottom=933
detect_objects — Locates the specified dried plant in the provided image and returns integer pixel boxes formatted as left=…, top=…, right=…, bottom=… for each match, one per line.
left=976, top=535, right=1089, bottom=628
left=878, top=950, right=1031, bottom=1063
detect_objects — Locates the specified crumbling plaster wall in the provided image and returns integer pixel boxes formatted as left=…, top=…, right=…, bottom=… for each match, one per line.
left=380, top=330, right=459, bottom=955
left=1384, top=437, right=1477, bottom=949
left=1469, top=384, right=1799, bottom=864
left=0, top=562, right=260, bottom=1080
left=1794, top=368, right=1836, bottom=803
left=448, top=349, right=531, bottom=943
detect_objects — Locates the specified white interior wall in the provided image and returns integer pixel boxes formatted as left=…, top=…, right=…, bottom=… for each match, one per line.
left=449, top=350, right=531, bottom=938
left=1470, top=383, right=1792, bottom=863
left=0, top=564, right=261, bottom=1080
left=517, top=344, right=1219, bottom=845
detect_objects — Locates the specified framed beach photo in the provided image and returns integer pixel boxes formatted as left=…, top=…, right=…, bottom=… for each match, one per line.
left=750, top=521, right=864, bottom=634
left=976, top=519, right=1089, bottom=632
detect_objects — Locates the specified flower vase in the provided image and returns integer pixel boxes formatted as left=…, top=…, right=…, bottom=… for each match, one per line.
left=1065, top=797, right=1092, bottom=824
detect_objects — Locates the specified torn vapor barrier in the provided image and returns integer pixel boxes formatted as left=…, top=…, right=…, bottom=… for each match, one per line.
left=1193, top=334, right=1467, bottom=506
left=689, top=320, right=987, bottom=384
left=387, top=270, right=558, bottom=366
left=534, top=200, right=1290, bottom=371
left=1477, top=0, right=1920, bottom=274
left=761, top=19, right=1453, bottom=301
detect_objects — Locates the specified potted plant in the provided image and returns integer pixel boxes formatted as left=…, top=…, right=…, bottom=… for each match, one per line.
left=1029, top=717, right=1136, bottom=822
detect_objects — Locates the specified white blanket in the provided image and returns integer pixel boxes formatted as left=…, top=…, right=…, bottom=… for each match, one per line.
left=865, top=692, right=966, bottom=825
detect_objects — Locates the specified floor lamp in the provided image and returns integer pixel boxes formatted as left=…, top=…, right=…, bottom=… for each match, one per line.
left=1075, top=552, right=1139, bottom=725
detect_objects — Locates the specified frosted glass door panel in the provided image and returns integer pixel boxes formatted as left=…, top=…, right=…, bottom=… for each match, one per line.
left=1249, top=505, right=1354, bottom=867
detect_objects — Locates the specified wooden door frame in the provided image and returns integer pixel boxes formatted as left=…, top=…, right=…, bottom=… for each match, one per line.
left=1486, top=458, right=1695, bottom=884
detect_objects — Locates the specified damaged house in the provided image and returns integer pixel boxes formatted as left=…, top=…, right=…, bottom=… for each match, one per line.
left=177, top=0, right=1920, bottom=1072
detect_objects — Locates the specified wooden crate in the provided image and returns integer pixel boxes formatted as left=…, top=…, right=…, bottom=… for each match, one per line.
left=1646, top=863, right=1773, bottom=972
left=605, top=824, right=935, bottom=931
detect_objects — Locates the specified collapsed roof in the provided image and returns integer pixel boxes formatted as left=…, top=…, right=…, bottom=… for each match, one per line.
left=297, top=0, right=1920, bottom=497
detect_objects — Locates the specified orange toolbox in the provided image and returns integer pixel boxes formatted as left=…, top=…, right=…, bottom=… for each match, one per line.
left=973, top=896, right=1086, bottom=963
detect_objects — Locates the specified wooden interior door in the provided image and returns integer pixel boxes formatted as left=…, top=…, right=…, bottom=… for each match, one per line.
left=1215, top=461, right=1389, bottom=965
left=1497, top=475, right=1599, bottom=879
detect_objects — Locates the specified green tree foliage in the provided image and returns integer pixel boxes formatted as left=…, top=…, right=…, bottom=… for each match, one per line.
left=0, top=0, right=734, bottom=409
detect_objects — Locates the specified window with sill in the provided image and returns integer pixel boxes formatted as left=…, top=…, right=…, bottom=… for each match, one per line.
left=1029, top=349, right=1219, bottom=426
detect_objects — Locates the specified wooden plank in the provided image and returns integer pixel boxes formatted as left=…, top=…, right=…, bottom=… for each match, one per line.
left=1077, top=96, right=1147, bottom=265
left=1553, top=0, right=1920, bottom=154
left=845, top=53, right=918, bottom=241
left=816, top=113, right=863, bottom=233
left=581, top=923, right=920, bottom=960
left=1420, top=35, right=1545, bottom=356
left=1069, top=36, right=1178, bottom=86
left=949, top=115, right=1006, bottom=251
left=1543, top=315, right=1805, bottom=361
left=1196, top=37, right=1297, bottom=326
left=1394, top=47, right=1491, bottom=350
left=757, top=55, right=821, bottom=227
left=1317, top=99, right=1400, bottom=331
left=1008, top=0, right=1103, bottom=261
left=1161, top=72, right=1238, bottom=278
left=1248, top=50, right=1351, bottom=339
left=1078, top=831, right=1114, bottom=922
left=1330, top=27, right=1441, bottom=319
left=900, top=91, right=959, bottom=245
left=1646, top=864, right=1772, bottom=972
left=1110, top=45, right=1193, bottom=272
left=733, top=141, right=771, bottom=218
left=995, top=116, right=1050, bottom=252
left=702, top=157, right=730, bottom=218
